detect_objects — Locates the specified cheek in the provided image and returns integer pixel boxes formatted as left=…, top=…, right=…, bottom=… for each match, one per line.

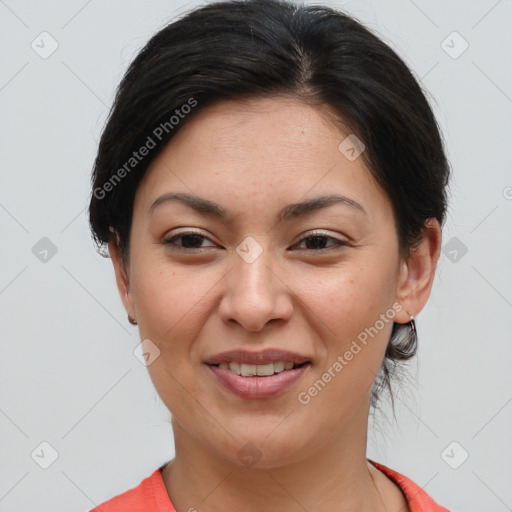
left=299, top=260, right=397, bottom=403
left=135, top=266, right=213, bottom=416
left=132, top=258, right=217, bottom=345
left=302, top=262, right=395, bottom=341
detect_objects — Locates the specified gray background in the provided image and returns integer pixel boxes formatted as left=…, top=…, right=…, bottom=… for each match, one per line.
left=1, top=0, right=511, bottom=510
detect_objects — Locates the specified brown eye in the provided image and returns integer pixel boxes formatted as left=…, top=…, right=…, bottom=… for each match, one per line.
left=162, top=231, right=217, bottom=251
left=292, top=233, right=347, bottom=252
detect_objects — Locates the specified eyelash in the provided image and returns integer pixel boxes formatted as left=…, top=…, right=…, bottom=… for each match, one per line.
left=161, top=230, right=348, bottom=253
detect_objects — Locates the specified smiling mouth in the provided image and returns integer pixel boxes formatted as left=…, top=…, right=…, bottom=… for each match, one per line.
left=208, top=361, right=310, bottom=377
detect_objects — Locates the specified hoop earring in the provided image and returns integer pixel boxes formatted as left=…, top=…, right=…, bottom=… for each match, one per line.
left=406, top=310, right=417, bottom=345
left=128, top=315, right=138, bottom=325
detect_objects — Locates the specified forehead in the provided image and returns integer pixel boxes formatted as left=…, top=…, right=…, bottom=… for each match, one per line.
left=134, top=96, right=389, bottom=221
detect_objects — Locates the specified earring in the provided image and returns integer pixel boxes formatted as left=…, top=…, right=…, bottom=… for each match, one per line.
left=406, top=310, right=417, bottom=344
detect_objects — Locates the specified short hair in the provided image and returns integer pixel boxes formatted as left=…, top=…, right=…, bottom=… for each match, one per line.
left=88, top=0, right=451, bottom=415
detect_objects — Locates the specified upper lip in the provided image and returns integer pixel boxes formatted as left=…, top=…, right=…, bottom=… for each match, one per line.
left=204, top=348, right=311, bottom=366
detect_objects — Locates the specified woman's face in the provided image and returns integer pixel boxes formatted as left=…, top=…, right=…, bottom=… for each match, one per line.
left=111, top=96, right=436, bottom=468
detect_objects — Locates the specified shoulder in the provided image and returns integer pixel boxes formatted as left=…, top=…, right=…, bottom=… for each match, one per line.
left=369, top=459, right=451, bottom=512
left=89, top=466, right=176, bottom=512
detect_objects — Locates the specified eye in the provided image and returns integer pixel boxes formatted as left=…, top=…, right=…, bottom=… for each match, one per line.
left=162, top=230, right=218, bottom=251
left=161, top=229, right=347, bottom=253
left=291, top=231, right=347, bottom=252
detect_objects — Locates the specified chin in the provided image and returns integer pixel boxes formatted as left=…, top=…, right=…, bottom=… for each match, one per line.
left=214, top=431, right=310, bottom=470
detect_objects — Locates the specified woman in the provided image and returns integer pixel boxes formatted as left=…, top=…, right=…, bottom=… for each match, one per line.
left=88, top=0, right=451, bottom=510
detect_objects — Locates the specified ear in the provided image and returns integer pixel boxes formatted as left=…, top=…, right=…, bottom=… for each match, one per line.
left=394, top=218, right=442, bottom=323
left=108, top=233, right=136, bottom=323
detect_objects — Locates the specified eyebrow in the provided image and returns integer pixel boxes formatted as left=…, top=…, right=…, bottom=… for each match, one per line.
left=148, top=192, right=367, bottom=221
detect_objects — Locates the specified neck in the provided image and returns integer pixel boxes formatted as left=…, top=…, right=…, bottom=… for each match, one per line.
left=161, top=398, right=402, bottom=512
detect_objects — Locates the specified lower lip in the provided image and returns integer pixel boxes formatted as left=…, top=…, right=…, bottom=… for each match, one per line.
left=206, top=364, right=310, bottom=399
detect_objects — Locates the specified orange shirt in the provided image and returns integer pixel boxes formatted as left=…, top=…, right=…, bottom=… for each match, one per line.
left=90, top=459, right=450, bottom=511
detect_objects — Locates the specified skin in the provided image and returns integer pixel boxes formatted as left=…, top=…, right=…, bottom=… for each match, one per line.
left=109, top=96, right=441, bottom=512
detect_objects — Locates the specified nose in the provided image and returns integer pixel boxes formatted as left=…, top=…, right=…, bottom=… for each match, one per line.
left=217, top=245, right=294, bottom=333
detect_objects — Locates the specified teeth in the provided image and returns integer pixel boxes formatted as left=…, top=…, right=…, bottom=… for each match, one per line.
left=229, top=362, right=241, bottom=375
left=216, top=360, right=304, bottom=376
left=273, top=361, right=285, bottom=373
left=240, top=363, right=256, bottom=377
left=256, top=363, right=274, bottom=376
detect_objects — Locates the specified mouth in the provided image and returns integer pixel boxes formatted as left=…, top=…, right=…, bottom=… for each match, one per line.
left=203, top=349, right=312, bottom=399
left=207, top=360, right=310, bottom=377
